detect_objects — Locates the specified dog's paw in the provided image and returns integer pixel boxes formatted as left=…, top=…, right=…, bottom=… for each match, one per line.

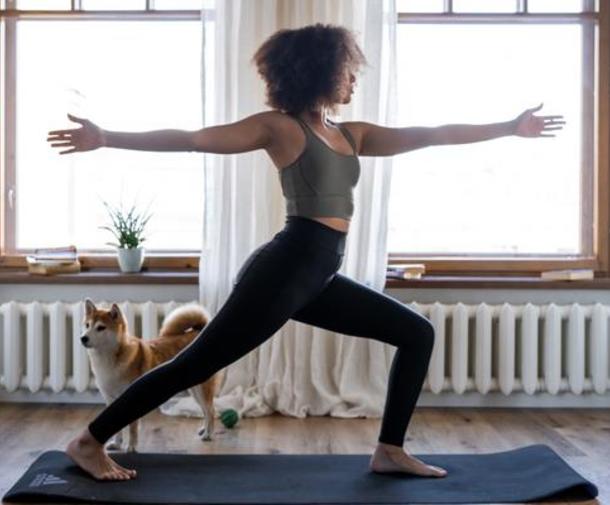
left=126, top=445, right=138, bottom=453
left=197, top=427, right=213, bottom=441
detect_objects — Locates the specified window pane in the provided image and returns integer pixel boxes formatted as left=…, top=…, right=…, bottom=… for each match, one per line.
left=527, top=0, right=584, bottom=12
left=17, top=20, right=206, bottom=251
left=391, top=24, right=585, bottom=255
left=396, top=0, right=444, bottom=13
left=453, top=0, right=517, bottom=13
left=17, top=0, right=70, bottom=8
left=81, top=0, right=146, bottom=9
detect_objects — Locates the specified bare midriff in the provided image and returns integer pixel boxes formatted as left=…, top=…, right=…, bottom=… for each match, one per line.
left=309, top=216, right=350, bottom=233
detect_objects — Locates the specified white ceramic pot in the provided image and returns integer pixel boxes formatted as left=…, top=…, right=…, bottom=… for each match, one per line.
left=117, top=246, right=145, bottom=273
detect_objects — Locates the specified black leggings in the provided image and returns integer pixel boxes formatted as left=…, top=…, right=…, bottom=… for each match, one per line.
left=88, top=215, right=436, bottom=448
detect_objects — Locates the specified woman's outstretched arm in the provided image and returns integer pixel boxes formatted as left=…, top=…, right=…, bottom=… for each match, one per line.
left=343, top=103, right=565, bottom=157
left=189, top=111, right=274, bottom=154
left=47, top=111, right=275, bottom=155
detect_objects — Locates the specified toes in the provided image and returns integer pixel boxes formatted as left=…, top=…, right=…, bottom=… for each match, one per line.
left=120, top=466, right=136, bottom=477
left=101, top=469, right=118, bottom=480
left=110, top=464, right=135, bottom=479
left=117, top=466, right=136, bottom=478
left=107, top=456, right=135, bottom=475
left=110, top=468, right=123, bottom=480
left=429, top=465, right=447, bottom=476
left=116, top=463, right=136, bottom=477
left=110, top=469, right=125, bottom=480
left=113, top=462, right=137, bottom=478
left=101, top=463, right=132, bottom=480
left=111, top=460, right=129, bottom=472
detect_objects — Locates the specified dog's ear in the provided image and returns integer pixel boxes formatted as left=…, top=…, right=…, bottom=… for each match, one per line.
left=85, top=298, right=96, bottom=315
left=110, top=303, right=122, bottom=320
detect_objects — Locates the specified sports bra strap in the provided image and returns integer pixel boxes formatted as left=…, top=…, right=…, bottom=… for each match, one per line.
left=331, top=121, right=357, bottom=155
left=292, top=115, right=357, bottom=156
left=291, top=115, right=310, bottom=134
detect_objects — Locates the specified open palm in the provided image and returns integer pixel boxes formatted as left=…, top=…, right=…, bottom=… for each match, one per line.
left=47, top=113, right=105, bottom=154
left=512, top=103, right=566, bottom=138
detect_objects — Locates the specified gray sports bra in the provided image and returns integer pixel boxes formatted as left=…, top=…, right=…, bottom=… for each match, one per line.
left=279, top=115, right=361, bottom=220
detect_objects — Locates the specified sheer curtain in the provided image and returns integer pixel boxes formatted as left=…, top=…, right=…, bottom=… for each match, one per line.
left=161, top=0, right=398, bottom=421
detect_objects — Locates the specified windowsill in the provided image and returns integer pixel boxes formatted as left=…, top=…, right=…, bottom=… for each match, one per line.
left=1, top=267, right=610, bottom=289
left=0, top=267, right=197, bottom=284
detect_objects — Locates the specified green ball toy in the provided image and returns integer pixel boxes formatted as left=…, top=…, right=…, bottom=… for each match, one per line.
left=219, top=408, right=239, bottom=429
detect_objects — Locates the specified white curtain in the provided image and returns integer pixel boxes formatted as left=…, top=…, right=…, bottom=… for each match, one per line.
left=161, top=0, right=398, bottom=421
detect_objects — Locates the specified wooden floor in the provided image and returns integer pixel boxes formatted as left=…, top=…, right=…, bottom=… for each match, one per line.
left=0, top=403, right=606, bottom=505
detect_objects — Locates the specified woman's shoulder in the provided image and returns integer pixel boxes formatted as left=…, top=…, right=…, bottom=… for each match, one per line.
left=243, top=110, right=300, bottom=134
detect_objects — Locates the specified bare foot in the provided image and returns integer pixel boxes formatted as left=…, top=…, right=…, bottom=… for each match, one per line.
left=369, top=442, right=447, bottom=477
left=65, top=428, right=137, bottom=481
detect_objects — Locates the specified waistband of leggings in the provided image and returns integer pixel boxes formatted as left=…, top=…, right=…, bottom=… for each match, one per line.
left=282, top=215, right=347, bottom=254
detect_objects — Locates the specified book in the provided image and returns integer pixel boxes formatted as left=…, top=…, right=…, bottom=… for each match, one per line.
left=387, top=263, right=426, bottom=280
left=27, top=260, right=81, bottom=276
left=540, top=268, right=594, bottom=281
left=27, top=245, right=78, bottom=263
left=26, top=245, right=80, bottom=275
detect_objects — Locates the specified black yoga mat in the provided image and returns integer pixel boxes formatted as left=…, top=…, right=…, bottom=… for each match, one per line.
left=3, top=444, right=598, bottom=504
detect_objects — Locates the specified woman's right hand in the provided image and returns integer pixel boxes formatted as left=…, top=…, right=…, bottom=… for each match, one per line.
left=47, top=113, right=105, bottom=155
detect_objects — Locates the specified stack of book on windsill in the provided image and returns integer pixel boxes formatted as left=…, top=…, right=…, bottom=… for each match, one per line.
left=540, top=268, right=594, bottom=281
left=387, top=263, right=426, bottom=280
left=25, top=245, right=81, bottom=275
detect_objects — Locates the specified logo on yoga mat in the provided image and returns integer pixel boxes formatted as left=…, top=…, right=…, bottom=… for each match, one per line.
left=29, top=473, right=68, bottom=487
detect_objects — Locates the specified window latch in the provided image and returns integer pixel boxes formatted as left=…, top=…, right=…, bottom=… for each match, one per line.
left=8, top=187, right=15, bottom=210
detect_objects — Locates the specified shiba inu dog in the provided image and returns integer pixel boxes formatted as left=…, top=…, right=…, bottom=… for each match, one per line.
left=81, top=298, right=224, bottom=452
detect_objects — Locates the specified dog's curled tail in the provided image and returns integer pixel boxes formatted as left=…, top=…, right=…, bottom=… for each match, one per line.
left=159, top=303, right=210, bottom=338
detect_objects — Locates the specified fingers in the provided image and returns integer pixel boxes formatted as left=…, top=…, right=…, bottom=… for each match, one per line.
left=47, top=136, right=75, bottom=147
left=48, top=129, right=75, bottom=135
left=47, top=112, right=86, bottom=137
left=47, top=129, right=77, bottom=152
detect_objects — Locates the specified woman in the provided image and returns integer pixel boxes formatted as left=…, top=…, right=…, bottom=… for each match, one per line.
left=47, top=23, right=564, bottom=482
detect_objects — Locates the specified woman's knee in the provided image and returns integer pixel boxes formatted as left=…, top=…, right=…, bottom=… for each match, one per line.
left=393, top=311, right=435, bottom=350
left=420, top=318, right=436, bottom=349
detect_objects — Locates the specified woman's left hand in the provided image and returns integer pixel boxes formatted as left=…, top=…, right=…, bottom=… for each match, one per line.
left=511, top=103, right=566, bottom=138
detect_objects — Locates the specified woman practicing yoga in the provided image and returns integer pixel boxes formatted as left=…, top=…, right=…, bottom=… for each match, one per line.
left=47, top=23, right=564, bottom=482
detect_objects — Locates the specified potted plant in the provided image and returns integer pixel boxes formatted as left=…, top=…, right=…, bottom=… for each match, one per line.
left=99, top=199, right=153, bottom=273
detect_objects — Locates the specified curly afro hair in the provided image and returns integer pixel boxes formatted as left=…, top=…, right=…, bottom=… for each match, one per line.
left=251, top=23, right=368, bottom=116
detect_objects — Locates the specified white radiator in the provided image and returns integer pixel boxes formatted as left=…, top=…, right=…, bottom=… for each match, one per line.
left=0, top=300, right=609, bottom=400
left=412, top=301, right=609, bottom=396
left=0, top=300, right=196, bottom=395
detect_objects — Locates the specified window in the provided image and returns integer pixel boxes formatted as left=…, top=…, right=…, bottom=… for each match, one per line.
left=389, top=0, right=606, bottom=274
left=17, top=20, right=206, bottom=251
left=1, top=1, right=608, bottom=276
left=1, top=1, right=215, bottom=260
